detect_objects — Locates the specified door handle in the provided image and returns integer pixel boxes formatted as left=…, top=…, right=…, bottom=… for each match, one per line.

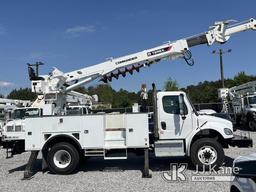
left=181, top=115, right=186, bottom=120
left=161, top=121, right=166, bottom=130
left=129, top=128, right=133, bottom=132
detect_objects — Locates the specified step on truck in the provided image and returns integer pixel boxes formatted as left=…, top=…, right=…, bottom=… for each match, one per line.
left=1, top=18, right=255, bottom=178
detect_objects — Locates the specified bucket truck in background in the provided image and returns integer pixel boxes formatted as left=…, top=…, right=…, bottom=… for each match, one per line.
left=218, top=80, right=256, bottom=131
left=1, top=18, right=255, bottom=179
left=31, top=90, right=94, bottom=116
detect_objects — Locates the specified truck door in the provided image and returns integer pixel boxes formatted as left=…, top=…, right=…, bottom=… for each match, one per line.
left=157, top=92, right=194, bottom=140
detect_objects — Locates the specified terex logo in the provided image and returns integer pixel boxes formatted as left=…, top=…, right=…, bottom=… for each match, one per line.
left=147, top=46, right=172, bottom=57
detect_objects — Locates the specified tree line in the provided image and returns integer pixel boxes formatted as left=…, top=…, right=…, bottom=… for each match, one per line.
left=3, top=71, right=256, bottom=108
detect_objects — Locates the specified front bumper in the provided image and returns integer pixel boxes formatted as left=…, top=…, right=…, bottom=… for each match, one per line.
left=229, top=134, right=253, bottom=148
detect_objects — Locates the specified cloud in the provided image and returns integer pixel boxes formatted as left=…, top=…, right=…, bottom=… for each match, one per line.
left=0, top=81, right=15, bottom=88
left=65, top=25, right=96, bottom=37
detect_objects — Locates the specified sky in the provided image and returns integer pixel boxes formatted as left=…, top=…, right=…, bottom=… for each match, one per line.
left=0, top=0, right=255, bottom=95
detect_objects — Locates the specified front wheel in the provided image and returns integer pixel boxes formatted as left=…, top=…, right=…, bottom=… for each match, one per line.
left=47, top=142, right=80, bottom=174
left=191, top=138, right=224, bottom=170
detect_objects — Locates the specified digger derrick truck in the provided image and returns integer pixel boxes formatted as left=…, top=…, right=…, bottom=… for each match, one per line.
left=219, top=80, right=256, bottom=131
left=1, top=18, right=255, bottom=179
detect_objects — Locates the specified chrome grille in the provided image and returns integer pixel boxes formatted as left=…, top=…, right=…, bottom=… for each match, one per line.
left=6, top=126, right=14, bottom=132
left=15, top=125, right=22, bottom=132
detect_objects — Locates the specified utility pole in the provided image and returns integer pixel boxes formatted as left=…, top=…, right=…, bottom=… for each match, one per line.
left=212, top=49, right=232, bottom=88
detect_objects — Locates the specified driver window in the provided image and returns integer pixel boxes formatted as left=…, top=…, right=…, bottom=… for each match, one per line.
left=162, top=96, right=188, bottom=115
left=163, top=96, right=179, bottom=114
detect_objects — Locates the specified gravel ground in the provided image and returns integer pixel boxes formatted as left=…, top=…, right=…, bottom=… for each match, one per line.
left=0, top=130, right=255, bottom=192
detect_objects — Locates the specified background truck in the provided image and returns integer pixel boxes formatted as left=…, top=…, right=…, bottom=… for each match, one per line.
left=0, top=98, right=31, bottom=140
left=1, top=17, right=255, bottom=179
left=218, top=80, right=256, bottom=131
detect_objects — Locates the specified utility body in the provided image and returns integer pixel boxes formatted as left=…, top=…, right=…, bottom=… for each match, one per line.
left=1, top=18, right=256, bottom=178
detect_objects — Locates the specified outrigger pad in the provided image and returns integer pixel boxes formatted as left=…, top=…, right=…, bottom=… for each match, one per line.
left=142, top=148, right=152, bottom=178
left=23, top=151, right=39, bottom=180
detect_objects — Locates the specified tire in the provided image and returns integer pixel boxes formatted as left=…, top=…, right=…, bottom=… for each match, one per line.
left=248, top=119, right=256, bottom=131
left=190, top=138, right=224, bottom=170
left=235, top=115, right=241, bottom=126
left=47, top=142, right=80, bottom=174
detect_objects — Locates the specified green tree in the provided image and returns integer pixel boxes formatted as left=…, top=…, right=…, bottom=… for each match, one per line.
left=233, top=71, right=256, bottom=85
left=87, top=84, right=115, bottom=104
left=184, top=72, right=256, bottom=103
left=7, top=88, right=37, bottom=101
left=164, top=77, right=179, bottom=91
left=73, top=86, right=88, bottom=94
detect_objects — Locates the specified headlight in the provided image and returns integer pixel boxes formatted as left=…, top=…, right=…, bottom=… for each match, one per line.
left=224, top=128, right=233, bottom=135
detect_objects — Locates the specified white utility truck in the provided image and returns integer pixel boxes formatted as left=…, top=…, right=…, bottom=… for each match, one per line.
left=0, top=98, right=31, bottom=140
left=219, top=80, right=256, bottom=131
left=1, top=18, right=255, bottom=179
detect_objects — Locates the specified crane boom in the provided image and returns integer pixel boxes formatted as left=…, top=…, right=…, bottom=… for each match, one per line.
left=28, top=18, right=255, bottom=115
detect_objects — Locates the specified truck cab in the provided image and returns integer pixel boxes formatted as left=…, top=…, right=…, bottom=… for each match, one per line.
left=2, top=107, right=41, bottom=141
left=154, top=91, right=240, bottom=168
left=241, top=95, right=256, bottom=130
left=157, top=91, right=233, bottom=140
left=0, top=107, right=5, bottom=138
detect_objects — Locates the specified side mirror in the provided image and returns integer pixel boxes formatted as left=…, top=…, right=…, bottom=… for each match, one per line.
left=179, top=94, right=186, bottom=120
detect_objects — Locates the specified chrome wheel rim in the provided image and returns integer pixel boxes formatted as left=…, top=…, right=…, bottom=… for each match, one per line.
left=198, top=146, right=217, bottom=165
left=53, top=150, right=71, bottom=169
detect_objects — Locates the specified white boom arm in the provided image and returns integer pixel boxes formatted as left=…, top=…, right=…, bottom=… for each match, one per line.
left=28, top=18, right=255, bottom=114
left=30, top=18, right=256, bottom=95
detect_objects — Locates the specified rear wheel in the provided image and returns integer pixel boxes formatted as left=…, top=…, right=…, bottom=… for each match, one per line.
left=191, top=138, right=224, bottom=170
left=248, top=119, right=256, bottom=131
left=47, top=142, right=80, bottom=174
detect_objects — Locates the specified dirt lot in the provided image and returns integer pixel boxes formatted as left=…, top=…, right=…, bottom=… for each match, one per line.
left=0, top=130, right=255, bottom=192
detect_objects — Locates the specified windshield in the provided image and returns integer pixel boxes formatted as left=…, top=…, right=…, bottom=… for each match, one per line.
left=186, top=94, right=199, bottom=116
left=14, top=108, right=40, bottom=119
left=66, top=107, right=83, bottom=115
left=0, top=108, right=4, bottom=120
left=248, top=96, right=256, bottom=105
